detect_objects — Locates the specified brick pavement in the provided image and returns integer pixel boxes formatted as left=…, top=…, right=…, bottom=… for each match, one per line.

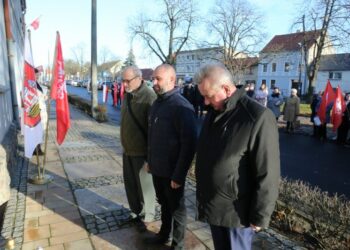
left=0, top=104, right=307, bottom=250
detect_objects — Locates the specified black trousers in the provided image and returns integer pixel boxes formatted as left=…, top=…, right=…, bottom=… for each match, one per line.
left=152, top=175, right=187, bottom=249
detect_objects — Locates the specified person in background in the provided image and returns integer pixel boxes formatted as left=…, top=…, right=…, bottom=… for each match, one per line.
left=255, top=82, right=268, bottom=106
left=120, top=65, right=157, bottom=232
left=145, top=64, right=197, bottom=249
left=245, top=83, right=255, bottom=98
left=310, top=91, right=322, bottom=138
left=194, top=63, right=280, bottom=250
left=267, top=87, right=284, bottom=121
left=283, top=88, right=300, bottom=133
left=336, top=92, right=350, bottom=145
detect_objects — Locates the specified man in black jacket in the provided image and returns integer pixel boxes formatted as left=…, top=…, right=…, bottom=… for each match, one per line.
left=194, top=63, right=280, bottom=250
left=144, top=64, right=197, bottom=249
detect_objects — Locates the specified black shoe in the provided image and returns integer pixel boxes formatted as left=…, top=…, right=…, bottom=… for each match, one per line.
left=133, top=218, right=147, bottom=233
left=143, top=233, right=171, bottom=245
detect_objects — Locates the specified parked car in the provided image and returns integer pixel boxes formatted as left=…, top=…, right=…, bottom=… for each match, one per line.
left=71, top=80, right=78, bottom=87
left=65, top=80, right=72, bottom=85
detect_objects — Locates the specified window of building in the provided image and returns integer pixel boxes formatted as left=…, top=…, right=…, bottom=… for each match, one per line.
left=192, top=54, right=195, bottom=60
left=284, top=62, right=290, bottom=72
left=272, top=63, right=276, bottom=72
left=263, top=64, right=268, bottom=72
left=329, top=72, right=342, bottom=80
left=262, top=79, right=266, bottom=85
left=271, top=80, right=276, bottom=89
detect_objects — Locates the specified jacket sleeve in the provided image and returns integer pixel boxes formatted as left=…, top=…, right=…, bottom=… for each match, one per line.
left=171, top=106, right=197, bottom=184
left=248, top=109, right=280, bottom=228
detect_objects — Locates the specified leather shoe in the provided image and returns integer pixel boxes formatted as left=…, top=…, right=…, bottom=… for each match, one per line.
left=133, top=218, right=147, bottom=232
left=143, top=233, right=171, bottom=245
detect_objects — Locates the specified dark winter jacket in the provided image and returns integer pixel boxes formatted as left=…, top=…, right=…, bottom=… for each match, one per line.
left=120, top=83, right=156, bottom=156
left=195, top=87, right=280, bottom=228
left=148, top=88, right=197, bottom=184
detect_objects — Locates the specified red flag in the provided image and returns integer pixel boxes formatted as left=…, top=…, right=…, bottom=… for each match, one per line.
left=120, top=83, right=125, bottom=103
left=51, top=32, right=70, bottom=145
left=317, top=80, right=335, bottom=124
left=30, top=17, right=40, bottom=30
left=23, top=32, right=44, bottom=158
left=113, top=82, right=118, bottom=106
left=331, top=86, right=346, bottom=131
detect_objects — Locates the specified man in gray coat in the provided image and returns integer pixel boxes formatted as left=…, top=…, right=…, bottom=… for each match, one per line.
left=194, top=63, right=280, bottom=250
left=120, top=66, right=156, bottom=231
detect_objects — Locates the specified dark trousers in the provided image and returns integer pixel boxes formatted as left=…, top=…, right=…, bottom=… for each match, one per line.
left=286, top=121, right=295, bottom=132
left=210, top=225, right=254, bottom=250
left=152, top=175, right=187, bottom=249
left=337, top=121, right=349, bottom=144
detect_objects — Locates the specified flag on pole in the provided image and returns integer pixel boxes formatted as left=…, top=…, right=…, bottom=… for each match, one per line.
left=23, top=31, right=44, bottom=158
left=113, top=82, right=118, bottom=106
left=331, top=86, right=346, bottom=131
left=30, top=17, right=41, bottom=30
left=317, top=80, right=336, bottom=124
left=51, top=31, right=70, bottom=145
left=103, top=84, right=108, bottom=103
left=120, top=83, right=125, bottom=103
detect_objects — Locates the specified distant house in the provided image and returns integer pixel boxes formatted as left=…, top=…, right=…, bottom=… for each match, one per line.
left=258, top=31, right=335, bottom=96
left=316, top=53, right=350, bottom=93
left=175, top=47, right=257, bottom=85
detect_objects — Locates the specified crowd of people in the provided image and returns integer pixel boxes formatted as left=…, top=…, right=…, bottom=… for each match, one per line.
left=119, top=63, right=280, bottom=250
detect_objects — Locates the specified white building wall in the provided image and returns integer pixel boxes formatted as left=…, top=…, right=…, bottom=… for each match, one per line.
left=257, top=51, right=306, bottom=96
left=0, top=1, right=13, bottom=142
left=315, top=71, right=350, bottom=93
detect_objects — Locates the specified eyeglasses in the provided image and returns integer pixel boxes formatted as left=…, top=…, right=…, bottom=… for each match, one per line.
left=121, top=76, right=138, bottom=84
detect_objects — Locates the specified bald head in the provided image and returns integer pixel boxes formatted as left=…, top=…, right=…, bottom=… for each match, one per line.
left=152, top=64, right=177, bottom=95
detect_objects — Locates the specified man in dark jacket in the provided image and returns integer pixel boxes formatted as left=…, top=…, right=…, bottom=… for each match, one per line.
left=120, top=66, right=156, bottom=232
left=194, top=63, right=280, bottom=250
left=144, top=64, right=197, bottom=249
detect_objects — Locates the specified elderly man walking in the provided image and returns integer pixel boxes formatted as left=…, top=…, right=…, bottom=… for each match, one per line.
left=144, top=64, right=197, bottom=249
left=120, top=65, right=156, bottom=232
left=194, top=63, right=280, bottom=250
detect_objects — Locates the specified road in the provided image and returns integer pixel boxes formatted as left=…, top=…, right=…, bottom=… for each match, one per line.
left=67, top=85, right=350, bottom=199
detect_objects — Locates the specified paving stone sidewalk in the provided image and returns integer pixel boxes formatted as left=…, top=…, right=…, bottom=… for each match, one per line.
left=1, top=104, right=307, bottom=250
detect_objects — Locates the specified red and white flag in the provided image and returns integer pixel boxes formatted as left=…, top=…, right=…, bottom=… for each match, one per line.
left=51, top=32, right=70, bottom=145
left=103, top=84, right=108, bottom=103
left=23, top=32, right=43, bottom=158
left=30, top=17, right=41, bottom=30
left=331, top=86, right=346, bottom=131
left=318, top=80, right=335, bottom=124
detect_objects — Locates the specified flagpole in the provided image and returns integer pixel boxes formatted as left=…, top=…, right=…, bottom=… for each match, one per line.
left=43, top=31, right=58, bottom=172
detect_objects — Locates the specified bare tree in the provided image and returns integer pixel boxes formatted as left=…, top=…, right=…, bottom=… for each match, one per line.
left=71, top=42, right=86, bottom=80
left=206, top=0, right=265, bottom=84
left=64, top=59, right=80, bottom=78
left=129, top=0, right=198, bottom=65
left=294, top=0, right=350, bottom=96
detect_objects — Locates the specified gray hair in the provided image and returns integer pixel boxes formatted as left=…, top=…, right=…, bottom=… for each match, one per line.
left=122, top=65, right=142, bottom=78
left=194, top=62, right=234, bottom=87
left=291, top=88, right=298, bottom=95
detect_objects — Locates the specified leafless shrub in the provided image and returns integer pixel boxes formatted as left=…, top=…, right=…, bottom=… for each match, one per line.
left=273, top=178, right=350, bottom=249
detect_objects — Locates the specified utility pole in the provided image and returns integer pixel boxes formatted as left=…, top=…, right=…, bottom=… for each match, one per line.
left=91, top=0, right=98, bottom=119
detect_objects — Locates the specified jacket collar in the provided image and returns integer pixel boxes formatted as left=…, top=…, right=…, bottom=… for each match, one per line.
left=130, top=82, right=147, bottom=98
left=157, top=87, right=179, bottom=101
left=213, top=87, right=246, bottom=121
